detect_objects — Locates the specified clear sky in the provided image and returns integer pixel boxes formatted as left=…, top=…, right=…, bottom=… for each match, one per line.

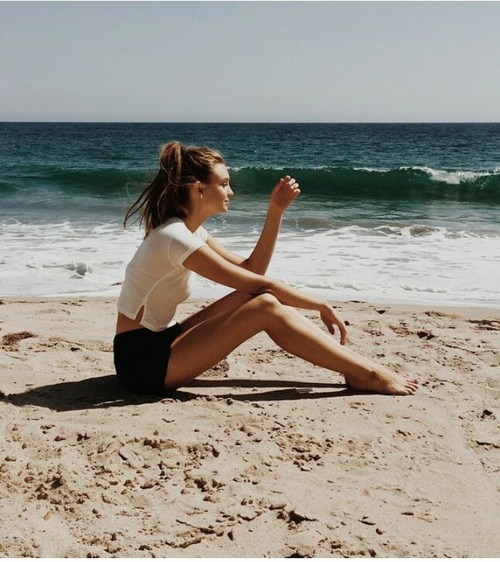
left=1, top=1, right=499, bottom=122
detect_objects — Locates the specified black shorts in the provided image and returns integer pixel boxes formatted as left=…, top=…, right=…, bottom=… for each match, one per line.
left=113, top=323, right=182, bottom=396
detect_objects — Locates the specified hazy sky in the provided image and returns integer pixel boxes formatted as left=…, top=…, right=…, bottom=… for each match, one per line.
left=1, top=1, right=499, bottom=122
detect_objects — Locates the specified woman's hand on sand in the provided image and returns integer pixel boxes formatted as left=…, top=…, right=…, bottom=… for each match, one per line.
left=320, top=304, right=347, bottom=345
left=269, top=175, right=301, bottom=212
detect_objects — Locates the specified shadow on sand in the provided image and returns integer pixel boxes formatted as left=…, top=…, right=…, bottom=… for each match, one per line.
left=0, top=374, right=353, bottom=412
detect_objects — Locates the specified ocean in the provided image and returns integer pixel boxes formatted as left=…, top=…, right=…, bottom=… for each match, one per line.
left=1, top=122, right=499, bottom=308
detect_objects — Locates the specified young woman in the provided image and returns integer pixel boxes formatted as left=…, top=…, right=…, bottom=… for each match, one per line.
left=114, top=141, right=418, bottom=397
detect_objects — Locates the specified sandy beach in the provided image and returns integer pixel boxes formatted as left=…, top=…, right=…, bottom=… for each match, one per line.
left=0, top=296, right=499, bottom=557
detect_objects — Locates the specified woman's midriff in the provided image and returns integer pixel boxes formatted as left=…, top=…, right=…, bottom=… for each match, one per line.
left=115, top=309, right=144, bottom=335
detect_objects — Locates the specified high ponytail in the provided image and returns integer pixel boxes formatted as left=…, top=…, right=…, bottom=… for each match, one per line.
left=124, top=141, right=225, bottom=236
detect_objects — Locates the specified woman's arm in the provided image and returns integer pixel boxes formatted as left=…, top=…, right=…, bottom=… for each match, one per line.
left=184, top=244, right=347, bottom=344
left=206, top=176, right=300, bottom=274
left=242, top=175, right=300, bottom=274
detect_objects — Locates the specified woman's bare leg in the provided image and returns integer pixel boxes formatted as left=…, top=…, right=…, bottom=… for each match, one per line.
left=166, top=294, right=418, bottom=395
left=177, top=290, right=253, bottom=333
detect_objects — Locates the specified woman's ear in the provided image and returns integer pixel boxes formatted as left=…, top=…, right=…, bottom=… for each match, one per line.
left=195, top=181, right=204, bottom=197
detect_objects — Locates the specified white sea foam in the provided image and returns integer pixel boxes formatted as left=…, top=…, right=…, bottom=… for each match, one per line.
left=352, top=166, right=391, bottom=173
left=407, top=166, right=497, bottom=185
left=204, top=225, right=500, bottom=307
left=1, top=219, right=499, bottom=308
left=0, top=221, right=142, bottom=297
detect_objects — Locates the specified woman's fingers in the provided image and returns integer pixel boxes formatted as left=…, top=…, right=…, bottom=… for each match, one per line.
left=280, top=175, right=300, bottom=190
left=271, top=175, right=301, bottom=209
left=321, top=307, right=348, bottom=346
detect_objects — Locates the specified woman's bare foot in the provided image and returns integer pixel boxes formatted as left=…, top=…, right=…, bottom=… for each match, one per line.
left=344, top=369, right=418, bottom=396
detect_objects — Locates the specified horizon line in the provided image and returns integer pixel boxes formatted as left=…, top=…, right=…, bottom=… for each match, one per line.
left=2, top=120, right=500, bottom=125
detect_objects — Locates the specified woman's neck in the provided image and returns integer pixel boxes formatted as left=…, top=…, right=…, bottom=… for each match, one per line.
left=183, top=211, right=208, bottom=233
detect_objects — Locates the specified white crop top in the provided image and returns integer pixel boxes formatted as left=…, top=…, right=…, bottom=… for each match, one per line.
left=117, top=217, right=208, bottom=331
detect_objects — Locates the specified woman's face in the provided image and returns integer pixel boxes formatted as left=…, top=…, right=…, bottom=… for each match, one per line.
left=201, top=163, right=234, bottom=214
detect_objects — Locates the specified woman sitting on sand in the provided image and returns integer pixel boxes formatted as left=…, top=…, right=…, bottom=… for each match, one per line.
left=114, top=141, right=418, bottom=397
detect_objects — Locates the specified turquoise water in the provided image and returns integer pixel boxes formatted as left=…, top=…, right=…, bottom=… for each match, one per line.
left=1, top=122, right=499, bottom=306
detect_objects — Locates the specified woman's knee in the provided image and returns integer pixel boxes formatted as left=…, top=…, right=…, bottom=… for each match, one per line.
left=248, top=293, right=285, bottom=319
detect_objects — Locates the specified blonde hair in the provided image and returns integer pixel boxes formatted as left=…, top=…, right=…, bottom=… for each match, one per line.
left=125, top=141, right=225, bottom=236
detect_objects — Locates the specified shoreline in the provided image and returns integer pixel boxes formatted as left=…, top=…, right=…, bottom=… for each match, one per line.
left=0, top=296, right=499, bottom=557
left=3, top=292, right=500, bottom=312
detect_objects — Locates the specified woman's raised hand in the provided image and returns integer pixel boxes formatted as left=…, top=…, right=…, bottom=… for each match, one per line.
left=269, top=175, right=301, bottom=212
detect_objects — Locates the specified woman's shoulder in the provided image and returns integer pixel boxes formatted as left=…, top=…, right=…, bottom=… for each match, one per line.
left=156, top=217, right=184, bottom=232
left=154, top=218, right=208, bottom=242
